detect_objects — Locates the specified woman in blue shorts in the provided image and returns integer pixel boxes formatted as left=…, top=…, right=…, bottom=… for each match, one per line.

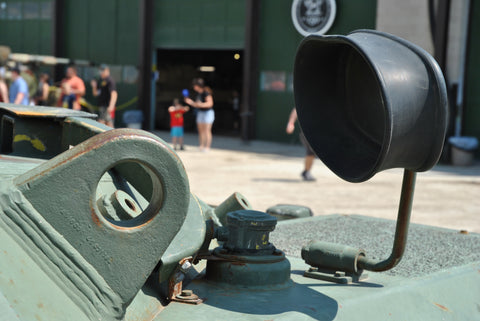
left=184, top=78, right=215, bottom=152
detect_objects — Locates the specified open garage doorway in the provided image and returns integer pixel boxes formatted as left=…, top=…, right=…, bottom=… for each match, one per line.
left=155, top=49, right=243, bottom=136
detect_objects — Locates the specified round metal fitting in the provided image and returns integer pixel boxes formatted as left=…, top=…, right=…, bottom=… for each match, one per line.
left=224, top=210, right=278, bottom=255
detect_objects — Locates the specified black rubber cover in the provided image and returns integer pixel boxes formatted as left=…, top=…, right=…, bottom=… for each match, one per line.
left=294, top=30, right=449, bottom=182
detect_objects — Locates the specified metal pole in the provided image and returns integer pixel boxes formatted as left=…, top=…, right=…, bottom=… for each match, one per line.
left=150, top=50, right=157, bottom=131
left=138, top=0, right=153, bottom=130
left=52, top=0, right=65, bottom=82
left=241, top=0, right=260, bottom=141
left=357, top=169, right=416, bottom=272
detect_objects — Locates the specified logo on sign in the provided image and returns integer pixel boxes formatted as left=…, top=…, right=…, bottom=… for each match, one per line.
left=291, top=0, right=336, bottom=36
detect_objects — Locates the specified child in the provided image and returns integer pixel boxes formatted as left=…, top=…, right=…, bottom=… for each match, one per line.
left=168, top=98, right=189, bottom=150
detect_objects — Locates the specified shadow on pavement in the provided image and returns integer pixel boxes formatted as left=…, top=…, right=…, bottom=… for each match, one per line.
left=431, top=162, right=480, bottom=176
left=152, top=130, right=306, bottom=158
left=252, top=178, right=304, bottom=183
left=152, top=130, right=480, bottom=176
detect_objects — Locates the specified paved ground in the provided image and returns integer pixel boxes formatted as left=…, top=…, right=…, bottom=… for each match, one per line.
left=153, top=131, right=480, bottom=233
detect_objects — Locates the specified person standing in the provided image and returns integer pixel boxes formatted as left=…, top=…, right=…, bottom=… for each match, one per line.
left=34, top=73, right=50, bottom=106
left=91, top=64, right=117, bottom=127
left=0, top=68, right=8, bottom=103
left=9, top=67, right=29, bottom=105
left=57, top=66, right=85, bottom=110
left=184, top=78, right=214, bottom=152
left=168, top=98, right=189, bottom=150
left=286, top=108, right=316, bottom=181
left=61, top=82, right=76, bottom=109
left=232, top=90, right=240, bottom=131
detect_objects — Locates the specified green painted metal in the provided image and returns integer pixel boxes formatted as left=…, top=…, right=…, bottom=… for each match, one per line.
left=0, top=104, right=479, bottom=319
left=153, top=0, right=246, bottom=49
left=299, top=170, right=418, bottom=281
left=302, top=241, right=365, bottom=275
left=12, top=128, right=190, bottom=309
left=157, top=255, right=480, bottom=321
left=266, top=204, right=313, bottom=220
left=205, top=210, right=292, bottom=288
left=0, top=104, right=261, bottom=319
left=1, top=15, right=479, bottom=316
left=205, top=252, right=292, bottom=288
left=222, top=210, right=277, bottom=254
left=211, top=192, right=252, bottom=226
left=0, top=104, right=100, bottom=159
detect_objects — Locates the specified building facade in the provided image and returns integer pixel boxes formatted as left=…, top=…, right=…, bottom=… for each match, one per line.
left=1, top=0, right=477, bottom=151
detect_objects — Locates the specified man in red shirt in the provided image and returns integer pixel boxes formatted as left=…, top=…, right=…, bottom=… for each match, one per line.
left=57, top=66, right=85, bottom=110
left=168, top=98, right=189, bottom=150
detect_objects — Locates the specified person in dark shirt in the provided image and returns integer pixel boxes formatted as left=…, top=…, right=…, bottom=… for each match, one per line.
left=91, top=64, right=117, bottom=127
left=34, top=73, right=50, bottom=106
left=184, top=78, right=214, bottom=152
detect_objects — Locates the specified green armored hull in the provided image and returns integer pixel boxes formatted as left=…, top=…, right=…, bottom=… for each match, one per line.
left=1, top=30, right=479, bottom=320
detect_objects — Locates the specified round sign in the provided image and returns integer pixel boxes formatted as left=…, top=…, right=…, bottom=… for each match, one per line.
left=291, top=0, right=337, bottom=36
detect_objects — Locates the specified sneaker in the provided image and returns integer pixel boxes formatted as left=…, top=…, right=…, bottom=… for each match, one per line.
left=180, top=145, right=185, bottom=151
left=301, top=170, right=316, bottom=181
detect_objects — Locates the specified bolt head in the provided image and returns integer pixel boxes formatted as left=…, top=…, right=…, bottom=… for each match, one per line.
left=181, top=261, right=192, bottom=271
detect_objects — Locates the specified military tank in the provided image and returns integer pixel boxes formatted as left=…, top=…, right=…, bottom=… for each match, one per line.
left=0, top=30, right=479, bottom=320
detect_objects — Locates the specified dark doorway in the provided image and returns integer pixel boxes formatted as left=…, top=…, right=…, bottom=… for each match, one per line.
left=155, top=49, right=243, bottom=135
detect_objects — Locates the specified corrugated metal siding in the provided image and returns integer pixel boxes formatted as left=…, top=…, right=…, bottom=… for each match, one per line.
left=0, top=0, right=52, bottom=55
left=62, top=0, right=139, bottom=65
left=153, top=0, right=245, bottom=49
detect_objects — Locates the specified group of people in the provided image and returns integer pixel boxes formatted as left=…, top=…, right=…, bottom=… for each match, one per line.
left=168, top=78, right=214, bottom=152
left=167, top=79, right=315, bottom=181
left=0, top=67, right=53, bottom=106
left=57, top=64, right=118, bottom=127
left=0, top=67, right=30, bottom=105
left=0, top=64, right=117, bottom=128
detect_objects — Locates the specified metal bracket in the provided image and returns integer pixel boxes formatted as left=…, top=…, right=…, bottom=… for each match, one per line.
left=13, top=129, right=191, bottom=304
left=168, top=257, right=203, bottom=305
left=171, top=290, right=203, bottom=305
left=304, top=267, right=368, bottom=284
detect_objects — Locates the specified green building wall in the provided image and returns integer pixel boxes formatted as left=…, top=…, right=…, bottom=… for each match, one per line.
left=153, top=0, right=245, bottom=50
left=0, top=0, right=387, bottom=143
left=61, top=0, right=140, bottom=127
left=2, top=0, right=479, bottom=147
left=62, top=0, right=139, bottom=65
left=0, top=0, right=140, bottom=127
left=464, top=0, right=480, bottom=155
left=255, top=0, right=377, bottom=142
left=0, top=0, right=52, bottom=55
left=0, top=1, right=141, bottom=64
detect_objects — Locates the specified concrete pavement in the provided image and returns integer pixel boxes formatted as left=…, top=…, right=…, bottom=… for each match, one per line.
left=153, top=131, right=480, bottom=233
